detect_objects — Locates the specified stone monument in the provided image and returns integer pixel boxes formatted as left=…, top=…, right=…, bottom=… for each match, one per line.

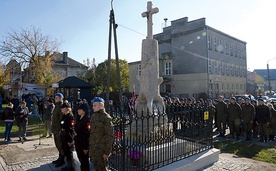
left=126, top=1, right=173, bottom=145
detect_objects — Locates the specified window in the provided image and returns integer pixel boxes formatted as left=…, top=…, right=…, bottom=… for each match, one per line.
left=225, top=63, right=228, bottom=75
left=224, top=41, right=228, bottom=54
left=214, top=37, right=217, bottom=51
left=208, top=34, right=212, bottom=50
left=230, top=43, right=233, bottom=56
left=226, top=84, right=229, bottom=92
left=164, top=62, right=171, bottom=75
left=208, top=60, right=212, bottom=73
left=219, top=39, right=223, bottom=53
left=220, top=62, right=223, bottom=75
left=137, top=64, right=141, bottom=76
left=214, top=61, right=218, bottom=74
left=234, top=44, right=237, bottom=57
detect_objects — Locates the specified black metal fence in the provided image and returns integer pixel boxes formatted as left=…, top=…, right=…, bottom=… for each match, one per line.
left=108, top=103, right=213, bottom=171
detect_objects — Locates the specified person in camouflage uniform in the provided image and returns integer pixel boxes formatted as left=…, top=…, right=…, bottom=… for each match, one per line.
left=215, top=96, right=228, bottom=137
left=89, top=97, right=113, bottom=171
left=51, top=93, right=65, bottom=167
left=241, top=97, right=255, bottom=141
left=228, top=97, right=242, bottom=140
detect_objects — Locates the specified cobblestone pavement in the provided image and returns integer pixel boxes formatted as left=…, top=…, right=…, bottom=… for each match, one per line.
left=0, top=134, right=276, bottom=171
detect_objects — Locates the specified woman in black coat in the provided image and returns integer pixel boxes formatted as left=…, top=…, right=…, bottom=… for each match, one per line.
left=75, top=103, right=90, bottom=171
left=4, top=102, right=15, bottom=142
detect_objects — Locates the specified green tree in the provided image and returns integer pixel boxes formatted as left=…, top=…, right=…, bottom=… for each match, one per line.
left=94, top=59, right=129, bottom=93
left=0, top=26, right=60, bottom=85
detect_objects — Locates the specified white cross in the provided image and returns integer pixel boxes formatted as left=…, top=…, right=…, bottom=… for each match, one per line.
left=141, top=1, right=159, bottom=39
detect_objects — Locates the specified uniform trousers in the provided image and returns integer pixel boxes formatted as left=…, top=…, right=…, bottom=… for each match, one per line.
left=54, top=133, right=64, bottom=156
left=61, top=140, right=73, bottom=162
left=91, top=154, right=108, bottom=171
left=76, top=147, right=89, bottom=171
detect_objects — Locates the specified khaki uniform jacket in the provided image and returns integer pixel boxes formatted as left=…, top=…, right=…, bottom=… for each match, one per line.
left=51, top=101, right=63, bottom=135
left=242, top=103, right=255, bottom=122
left=89, top=108, right=113, bottom=159
left=228, top=102, right=242, bottom=121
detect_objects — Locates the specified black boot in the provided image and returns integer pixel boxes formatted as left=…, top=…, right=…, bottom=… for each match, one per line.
left=52, top=154, right=62, bottom=164
left=55, top=155, right=65, bottom=167
left=61, top=160, right=74, bottom=171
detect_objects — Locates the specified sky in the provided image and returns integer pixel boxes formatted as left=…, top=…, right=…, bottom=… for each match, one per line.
left=1, top=0, right=276, bottom=70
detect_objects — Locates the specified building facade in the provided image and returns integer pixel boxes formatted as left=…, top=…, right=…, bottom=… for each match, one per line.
left=254, top=69, right=276, bottom=95
left=129, top=17, right=247, bottom=99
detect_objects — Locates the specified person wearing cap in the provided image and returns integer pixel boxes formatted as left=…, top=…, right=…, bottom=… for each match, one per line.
left=75, top=103, right=90, bottom=171
left=241, top=97, right=255, bottom=141
left=255, top=98, right=270, bottom=142
left=228, top=97, right=242, bottom=140
left=59, top=102, right=75, bottom=171
left=89, top=97, right=113, bottom=171
left=42, top=99, right=55, bottom=138
left=51, top=93, right=65, bottom=167
left=215, top=96, right=228, bottom=137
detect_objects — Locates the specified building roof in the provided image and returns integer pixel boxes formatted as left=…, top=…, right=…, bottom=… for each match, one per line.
left=52, top=52, right=88, bottom=68
left=254, top=69, right=276, bottom=80
left=58, top=76, right=94, bottom=88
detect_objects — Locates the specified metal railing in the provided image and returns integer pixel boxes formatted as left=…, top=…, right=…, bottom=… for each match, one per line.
left=108, top=103, right=213, bottom=171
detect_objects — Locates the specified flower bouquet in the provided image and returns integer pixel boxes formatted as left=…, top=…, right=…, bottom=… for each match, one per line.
left=127, top=150, right=142, bottom=166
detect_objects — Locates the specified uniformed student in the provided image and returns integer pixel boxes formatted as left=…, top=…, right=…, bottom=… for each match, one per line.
left=89, top=97, right=113, bottom=171
left=75, top=103, right=90, bottom=171
left=60, top=102, right=75, bottom=171
left=52, top=93, right=65, bottom=167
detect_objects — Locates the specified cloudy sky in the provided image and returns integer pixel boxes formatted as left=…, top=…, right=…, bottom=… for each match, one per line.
left=1, top=0, right=276, bottom=70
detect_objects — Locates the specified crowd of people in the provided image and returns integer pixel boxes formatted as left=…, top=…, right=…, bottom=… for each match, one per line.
left=162, top=95, right=276, bottom=142
left=1, top=93, right=114, bottom=171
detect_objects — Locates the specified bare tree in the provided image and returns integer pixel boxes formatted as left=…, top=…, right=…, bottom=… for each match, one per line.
left=0, top=26, right=61, bottom=84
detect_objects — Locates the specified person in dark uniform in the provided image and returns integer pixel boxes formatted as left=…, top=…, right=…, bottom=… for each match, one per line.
left=60, top=102, right=75, bottom=171
left=89, top=97, right=113, bottom=171
left=75, top=103, right=90, bottom=171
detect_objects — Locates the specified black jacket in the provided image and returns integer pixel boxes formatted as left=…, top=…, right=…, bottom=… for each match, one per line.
left=74, top=114, right=90, bottom=150
left=4, top=107, right=15, bottom=120
left=60, top=112, right=75, bottom=143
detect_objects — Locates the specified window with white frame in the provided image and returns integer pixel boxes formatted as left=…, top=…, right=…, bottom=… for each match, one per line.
left=137, top=64, right=141, bottom=76
left=208, top=60, right=212, bottom=73
left=214, top=37, right=217, bottom=51
left=164, top=62, right=171, bottom=75
left=208, top=34, right=212, bottom=50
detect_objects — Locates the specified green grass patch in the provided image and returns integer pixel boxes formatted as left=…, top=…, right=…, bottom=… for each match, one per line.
left=0, top=117, right=43, bottom=137
left=214, top=140, right=276, bottom=164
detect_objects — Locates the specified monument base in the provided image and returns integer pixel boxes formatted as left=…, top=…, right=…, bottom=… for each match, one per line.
left=153, top=148, right=220, bottom=171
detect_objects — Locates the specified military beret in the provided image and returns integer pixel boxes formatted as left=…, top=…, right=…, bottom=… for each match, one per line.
left=92, top=97, right=105, bottom=103
left=224, top=99, right=229, bottom=103
left=258, top=98, right=264, bottom=102
left=207, top=99, right=212, bottom=103
left=245, top=97, right=250, bottom=100
left=55, top=93, right=64, bottom=99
